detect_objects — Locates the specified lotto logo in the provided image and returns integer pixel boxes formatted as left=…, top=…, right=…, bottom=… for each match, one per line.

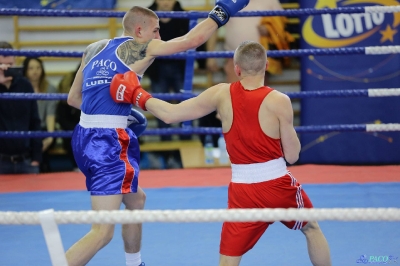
left=117, top=84, right=126, bottom=101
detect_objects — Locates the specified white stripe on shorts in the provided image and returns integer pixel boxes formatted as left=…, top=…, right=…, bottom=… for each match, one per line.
left=288, top=171, right=305, bottom=230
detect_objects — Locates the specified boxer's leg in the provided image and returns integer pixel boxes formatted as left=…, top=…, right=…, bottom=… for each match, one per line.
left=66, top=194, right=123, bottom=266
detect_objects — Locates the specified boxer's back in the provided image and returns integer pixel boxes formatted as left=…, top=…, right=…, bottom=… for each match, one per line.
left=224, top=81, right=283, bottom=164
left=81, top=37, right=134, bottom=116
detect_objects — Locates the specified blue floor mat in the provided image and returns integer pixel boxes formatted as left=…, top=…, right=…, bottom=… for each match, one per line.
left=0, top=183, right=399, bottom=266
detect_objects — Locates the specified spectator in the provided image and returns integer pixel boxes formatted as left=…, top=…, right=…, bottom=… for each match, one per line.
left=22, top=57, right=58, bottom=172
left=0, top=41, right=42, bottom=174
left=146, top=0, right=203, bottom=140
left=56, top=65, right=81, bottom=171
left=145, top=0, right=211, bottom=169
left=258, top=11, right=295, bottom=75
left=272, top=0, right=300, bottom=44
left=221, top=0, right=283, bottom=84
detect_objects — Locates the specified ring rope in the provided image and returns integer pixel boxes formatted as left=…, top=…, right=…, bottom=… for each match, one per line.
left=1, top=208, right=400, bottom=225
left=1, top=89, right=399, bottom=101
left=1, top=46, right=400, bottom=59
left=0, top=6, right=399, bottom=18
left=0, top=124, right=399, bottom=139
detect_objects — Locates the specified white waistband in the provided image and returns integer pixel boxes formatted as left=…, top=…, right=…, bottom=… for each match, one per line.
left=231, top=157, right=288, bottom=184
left=79, top=112, right=128, bottom=128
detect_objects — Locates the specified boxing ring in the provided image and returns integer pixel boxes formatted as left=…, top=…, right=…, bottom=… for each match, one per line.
left=1, top=5, right=400, bottom=266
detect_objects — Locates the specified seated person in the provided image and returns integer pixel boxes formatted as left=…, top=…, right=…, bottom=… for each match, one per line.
left=22, top=57, right=58, bottom=172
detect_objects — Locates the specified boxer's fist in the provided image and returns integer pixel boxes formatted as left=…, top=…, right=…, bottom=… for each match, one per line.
left=110, top=71, right=152, bottom=110
left=110, top=72, right=140, bottom=104
left=209, top=0, right=249, bottom=28
left=127, top=108, right=147, bottom=137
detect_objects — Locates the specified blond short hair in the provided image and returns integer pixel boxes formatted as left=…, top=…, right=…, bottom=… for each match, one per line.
left=234, top=41, right=267, bottom=76
left=122, top=6, right=159, bottom=35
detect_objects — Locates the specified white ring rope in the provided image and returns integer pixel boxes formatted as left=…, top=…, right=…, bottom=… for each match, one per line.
left=365, top=46, right=400, bottom=55
left=365, top=5, right=400, bottom=13
left=1, top=208, right=400, bottom=225
left=366, top=124, right=400, bottom=132
left=365, top=123, right=400, bottom=131
left=368, top=88, right=400, bottom=97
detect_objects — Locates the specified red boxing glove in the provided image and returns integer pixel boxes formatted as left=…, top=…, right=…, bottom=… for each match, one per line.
left=110, top=71, right=152, bottom=110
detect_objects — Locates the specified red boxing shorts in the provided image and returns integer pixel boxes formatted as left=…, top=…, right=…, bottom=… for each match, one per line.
left=219, top=172, right=313, bottom=256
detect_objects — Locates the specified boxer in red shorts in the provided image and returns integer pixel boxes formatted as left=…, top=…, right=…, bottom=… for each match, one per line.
left=112, top=41, right=332, bottom=266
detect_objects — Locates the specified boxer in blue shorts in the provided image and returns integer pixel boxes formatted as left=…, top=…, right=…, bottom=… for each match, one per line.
left=66, top=2, right=249, bottom=266
left=72, top=108, right=145, bottom=196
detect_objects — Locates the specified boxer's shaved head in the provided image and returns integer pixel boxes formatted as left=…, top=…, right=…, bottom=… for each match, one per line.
left=123, top=6, right=159, bottom=35
left=234, top=41, right=267, bottom=76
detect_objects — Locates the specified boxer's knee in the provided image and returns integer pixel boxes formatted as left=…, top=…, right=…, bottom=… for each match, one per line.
left=301, top=221, right=321, bottom=237
left=91, top=224, right=115, bottom=247
left=123, top=188, right=146, bottom=210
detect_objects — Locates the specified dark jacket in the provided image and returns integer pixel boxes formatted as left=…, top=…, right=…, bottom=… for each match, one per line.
left=0, top=76, right=42, bottom=162
left=146, top=1, right=206, bottom=81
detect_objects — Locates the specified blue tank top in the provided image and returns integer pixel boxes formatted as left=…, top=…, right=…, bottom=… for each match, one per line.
left=81, top=36, right=141, bottom=115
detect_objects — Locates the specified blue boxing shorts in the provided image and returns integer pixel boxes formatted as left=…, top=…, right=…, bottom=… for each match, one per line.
left=72, top=113, right=140, bottom=195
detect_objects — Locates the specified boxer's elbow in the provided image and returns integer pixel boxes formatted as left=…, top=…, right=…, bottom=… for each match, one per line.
left=281, top=131, right=301, bottom=164
left=282, top=142, right=300, bottom=164
left=161, top=114, right=177, bottom=125
left=285, top=153, right=299, bottom=165
left=163, top=116, right=188, bottom=125
left=162, top=118, right=173, bottom=125
left=67, top=92, right=81, bottom=109
left=161, top=112, right=183, bottom=125
left=67, top=95, right=76, bottom=107
left=161, top=105, right=187, bottom=124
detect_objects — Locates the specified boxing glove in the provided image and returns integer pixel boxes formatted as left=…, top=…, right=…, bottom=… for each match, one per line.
left=127, top=108, right=147, bottom=137
left=110, top=71, right=152, bottom=110
left=208, top=0, right=249, bottom=28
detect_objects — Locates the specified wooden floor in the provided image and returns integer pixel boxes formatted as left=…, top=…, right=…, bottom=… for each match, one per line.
left=1, top=164, right=399, bottom=193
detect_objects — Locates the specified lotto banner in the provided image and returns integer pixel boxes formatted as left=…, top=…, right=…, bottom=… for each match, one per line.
left=299, top=0, right=400, bottom=164
left=0, top=0, right=116, bottom=9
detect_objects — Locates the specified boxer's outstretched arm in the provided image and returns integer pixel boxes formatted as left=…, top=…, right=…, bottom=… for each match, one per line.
left=145, top=83, right=224, bottom=123
left=147, top=18, right=218, bottom=57
left=67, top=55, right=85, bottom=110
left=147, top=0, right=249, bottom=56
